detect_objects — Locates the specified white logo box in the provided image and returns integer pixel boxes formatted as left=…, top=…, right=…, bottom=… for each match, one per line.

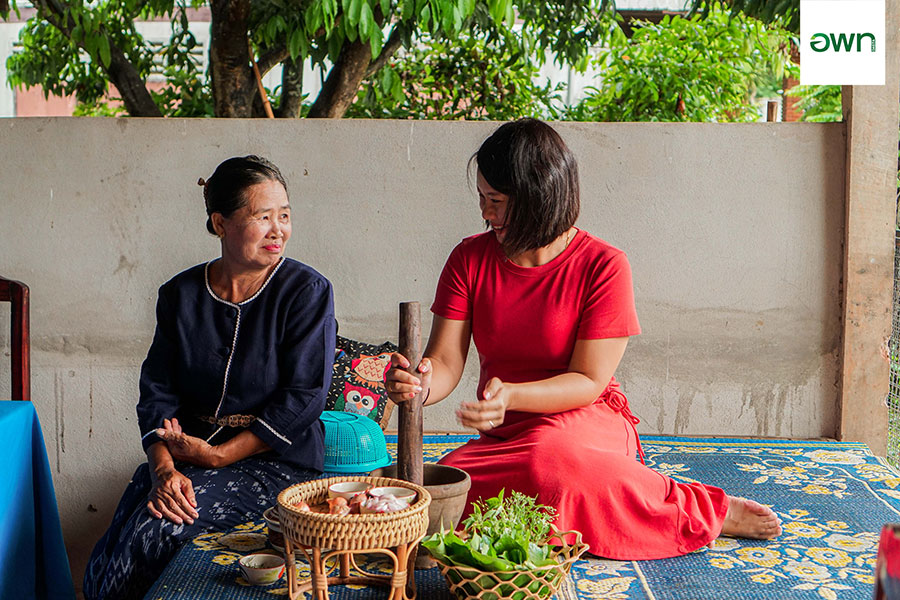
left=800, top=0, right=885, bottom=85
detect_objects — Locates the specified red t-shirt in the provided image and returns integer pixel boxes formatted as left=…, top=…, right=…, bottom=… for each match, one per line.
left=431, top=229, right=641, bottom=404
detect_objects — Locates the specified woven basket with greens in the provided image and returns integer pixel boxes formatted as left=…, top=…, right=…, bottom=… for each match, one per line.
left=422, top=490, right=588, bottom=600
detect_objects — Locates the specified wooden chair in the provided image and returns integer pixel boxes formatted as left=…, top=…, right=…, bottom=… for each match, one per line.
left=0, top=277, right=30, bottom=401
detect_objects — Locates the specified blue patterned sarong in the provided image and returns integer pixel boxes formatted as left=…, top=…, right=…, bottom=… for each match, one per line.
left=82, top=458, right=318, bottom=600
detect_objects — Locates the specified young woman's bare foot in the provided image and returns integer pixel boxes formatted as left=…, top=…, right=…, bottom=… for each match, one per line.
left=709, top=496, right=782, bottom=547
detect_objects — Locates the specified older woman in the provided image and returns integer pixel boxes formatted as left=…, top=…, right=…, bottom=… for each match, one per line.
left=386, top=119, right=782, bottom=560
left=84, top=156, right=336, bottom=600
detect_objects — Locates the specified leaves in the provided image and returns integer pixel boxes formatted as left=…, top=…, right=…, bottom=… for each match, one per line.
left=4, top=0, right=795, bottom=120
left=348, top=30, right=563, bottom=120
left=98, top=35, right=111, bottom=67
left=421, top=491, right=558, bottom=572
left=567, top=5, right=794, bottom=123
left=786, top=85, right=842, bottom=123
left=691, top=0, right=799, bottom=33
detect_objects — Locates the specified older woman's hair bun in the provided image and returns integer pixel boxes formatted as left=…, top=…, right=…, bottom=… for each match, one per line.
left=200, top=156, right=287, bottom=236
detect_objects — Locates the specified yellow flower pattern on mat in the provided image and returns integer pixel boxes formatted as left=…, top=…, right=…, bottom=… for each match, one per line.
left=807, top=547, right=851, bottom=568
left=632, top=439, right=887, bottom=600
left=706, top=538, right=740, bottom=552
left=678, top=446, right=717, bottom=454
left=576, top=577, right=636, bottom=599
left=784, top=522, right=827, bottom=538
left=734, top=459, right=849, bottom=497
left=783, top=559, right=831, bottom=580
left=855, top=462, right=900, bottom=486
left=804, top=450, right=866, bottom=465
left=823, top=532, right=876, bottom=553
left=212, top=552, right=241, bottom=566
left=628, top=442, right=888, bottom=600
left=708, top=556, right=739, bottom=569
left=654, top=463, right=690, bottom=475
left=580, top=559, right=632, bottom=578
left=750, top=572, right=777, bottom=584
left=695, top=512, right=880, bottom=600
left=736, top=547, right=782, bottom=568
left=265, top=586, right=289, bottom=595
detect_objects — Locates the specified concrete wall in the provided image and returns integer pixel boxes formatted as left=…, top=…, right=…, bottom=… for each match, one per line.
left=0, top=117, right=845, bottom=590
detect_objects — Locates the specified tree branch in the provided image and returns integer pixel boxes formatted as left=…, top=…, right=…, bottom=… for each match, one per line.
left=365, top=25, right=405, bottom=78
left=32, top=0, right=161, bottom=116
left=275, top=57, right=303, bottom=118
left=307, top=38, right=371, bottom=118
left=257, top=45, right=288, bottom=78
left=308, top=17, right=409, bottom=118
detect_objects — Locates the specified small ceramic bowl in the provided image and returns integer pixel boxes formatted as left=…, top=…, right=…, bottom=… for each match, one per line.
left=262, top=506, right=284, bottom=551
left=369, top=486, right=417, bottom=505
left=327, top=481, right=372, bottom=500
left=238, top=553, right=285, bottom=586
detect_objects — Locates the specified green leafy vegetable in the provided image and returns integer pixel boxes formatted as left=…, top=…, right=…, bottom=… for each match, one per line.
left=422, top=490, right=559, bottom=572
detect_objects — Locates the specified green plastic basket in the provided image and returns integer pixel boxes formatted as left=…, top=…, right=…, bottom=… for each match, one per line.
left=321, top=411, right=392, bottom=473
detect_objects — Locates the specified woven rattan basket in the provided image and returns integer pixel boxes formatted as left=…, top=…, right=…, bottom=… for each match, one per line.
left=276, top=476, right=431, bottom=551
left=432, top=528, right=588, bottom=600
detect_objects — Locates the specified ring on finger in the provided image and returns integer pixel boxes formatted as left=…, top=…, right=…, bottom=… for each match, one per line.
left=488, top=420, right=495, bottom=428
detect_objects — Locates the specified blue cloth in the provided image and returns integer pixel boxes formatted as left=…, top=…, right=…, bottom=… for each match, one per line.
left=0, top=401, right=75, bottom=600
left=137, top=257, right=337, bottom=470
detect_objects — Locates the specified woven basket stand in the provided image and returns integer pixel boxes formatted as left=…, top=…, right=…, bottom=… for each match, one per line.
left=277, top=476, right=431, bottom=600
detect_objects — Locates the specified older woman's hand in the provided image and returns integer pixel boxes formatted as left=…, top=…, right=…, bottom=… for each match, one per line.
left=385, top=353, right=431, bottom=405
left=457, top=377, right=510, bottom=432
left=147, top=466, right=198, bottom=525
left=157, top=418, right=221, bottom=468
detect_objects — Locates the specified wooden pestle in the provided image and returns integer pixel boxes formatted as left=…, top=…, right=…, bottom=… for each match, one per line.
left=397, top=301, right=425, bottom=485
left=397, top=302, right=424, bottom=595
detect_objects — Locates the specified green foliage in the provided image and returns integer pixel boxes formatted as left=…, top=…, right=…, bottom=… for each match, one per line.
left=72, top=96, right=128, bottom=116
left=4, top=0, right=614, bottom=117
left=567, top=7, right=793, bottom=122
left=347, top=32, right=563, bottom=120
left=5, top=0, right=204, bottom=111
left=421, top=490, right=558, bottom=572
left=150, top=66, right=215, bottom=117
left=463, top=488, right=557, bottom=543
left=692, top=0, right=799, bottom=33
left=786, top=85, right=842, bottom=123
left=516, top=0, right=611, bottom=71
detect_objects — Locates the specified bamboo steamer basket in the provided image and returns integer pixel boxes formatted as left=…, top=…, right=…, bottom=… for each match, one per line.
left=276, top=476, right=431, bottom=551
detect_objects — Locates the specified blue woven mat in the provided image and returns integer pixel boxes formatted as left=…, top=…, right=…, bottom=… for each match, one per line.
left=145, top=435, right=900, bottom=600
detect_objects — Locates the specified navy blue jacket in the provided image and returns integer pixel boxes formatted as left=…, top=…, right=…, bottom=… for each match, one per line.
left=137, top=257, right=336, bottom=471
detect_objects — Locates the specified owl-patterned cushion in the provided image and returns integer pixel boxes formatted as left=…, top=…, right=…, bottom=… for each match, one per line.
left=325, top=336, right=398, bottom=430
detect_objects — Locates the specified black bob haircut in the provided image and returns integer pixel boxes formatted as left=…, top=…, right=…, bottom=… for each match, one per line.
left=470, top=118, right=580, bottom=257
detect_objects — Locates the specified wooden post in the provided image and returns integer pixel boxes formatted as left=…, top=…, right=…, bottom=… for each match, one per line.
left=837, top=0, right=900, bottom=452
left=397, top=301, right=424, bottom=485
left=766, top=100, right=778, bottom=122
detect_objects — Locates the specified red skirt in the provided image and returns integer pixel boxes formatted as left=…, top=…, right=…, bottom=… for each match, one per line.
left=438, top=391, right=729, bottom=560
